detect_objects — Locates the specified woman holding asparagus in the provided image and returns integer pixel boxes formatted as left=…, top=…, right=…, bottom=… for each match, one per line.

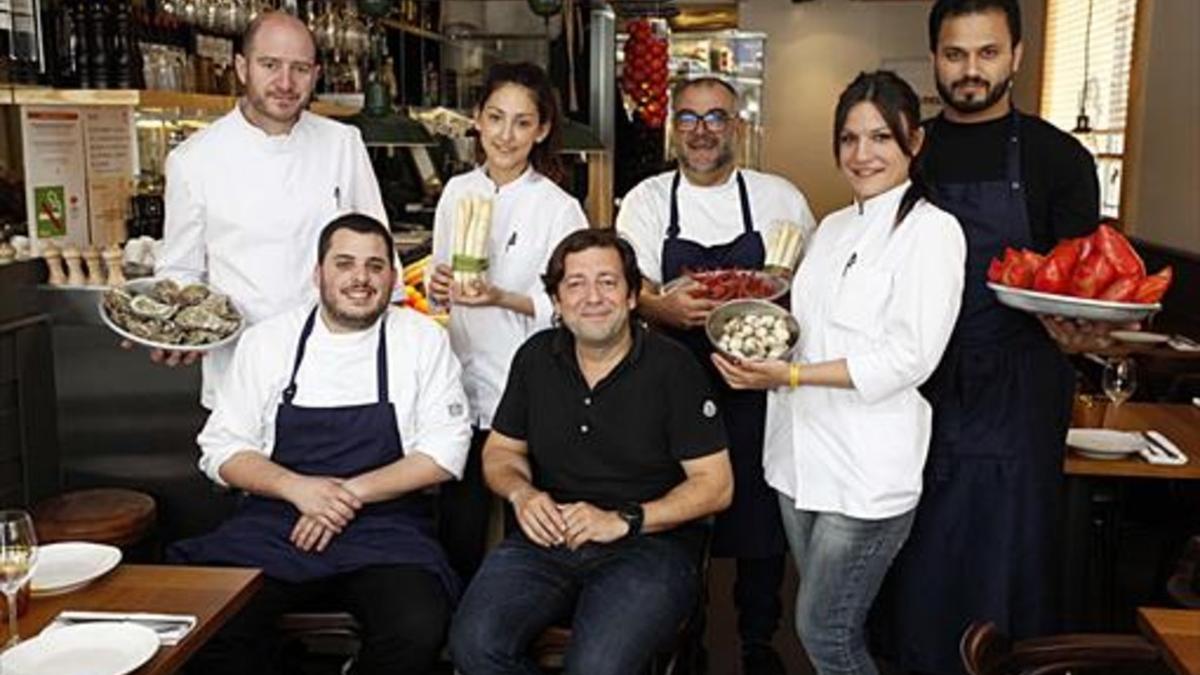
left=428, top=62, right=588, bottom=583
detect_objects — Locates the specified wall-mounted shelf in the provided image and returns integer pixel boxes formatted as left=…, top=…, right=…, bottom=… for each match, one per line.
left=0, top=87, right=358, bottom=118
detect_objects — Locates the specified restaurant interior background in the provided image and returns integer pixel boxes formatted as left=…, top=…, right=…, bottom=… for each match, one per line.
left=0, top=0, right=1197, bottom=672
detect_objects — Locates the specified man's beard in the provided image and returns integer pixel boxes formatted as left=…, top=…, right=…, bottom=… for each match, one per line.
left=937, top=74, right=1012, bottom=114
left=678, top=136, right=735, bottom=174
left=320, top=284, right=389, bottom=331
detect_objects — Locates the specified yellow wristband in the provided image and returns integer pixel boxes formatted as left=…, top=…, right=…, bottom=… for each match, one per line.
left=789, top=362, right=801, bottom=389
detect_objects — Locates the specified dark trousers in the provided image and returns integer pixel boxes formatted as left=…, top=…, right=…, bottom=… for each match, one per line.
left=185, top=564, right=449, bottom=675
left=438, top=428, right=492, bottom=582
left=735, top=553, right=785, bottom=646
left=450, top=532, right=701, bottom=675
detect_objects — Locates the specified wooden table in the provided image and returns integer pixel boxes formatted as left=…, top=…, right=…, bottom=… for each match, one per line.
left=1138, top=607, right=1200, bottom=675
left=1064, top=402, right=1200, bottom=479
left=1, top=565, right=261, bottom=675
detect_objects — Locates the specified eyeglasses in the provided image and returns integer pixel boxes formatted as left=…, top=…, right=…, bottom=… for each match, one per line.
left=673, top=109, right=732, bottom=132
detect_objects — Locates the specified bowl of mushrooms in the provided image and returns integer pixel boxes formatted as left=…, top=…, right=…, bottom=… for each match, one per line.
left=706, top=299, right=799, bottom=361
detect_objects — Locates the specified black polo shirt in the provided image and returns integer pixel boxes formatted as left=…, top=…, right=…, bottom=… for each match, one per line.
left=491, top=321, right=728, bottom=512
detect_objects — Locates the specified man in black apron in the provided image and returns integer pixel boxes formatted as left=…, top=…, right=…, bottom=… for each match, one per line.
left=618, top=77, right=817, bottom=674
left=871, top=2, right=1100, bottom=673
left=171, top=215, right=470, bottom=675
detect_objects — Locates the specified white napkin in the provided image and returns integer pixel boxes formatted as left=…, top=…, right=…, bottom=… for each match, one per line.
left=1139, top=431, right=1189, bottom=466
left=43, top=611, right=197, bottom=646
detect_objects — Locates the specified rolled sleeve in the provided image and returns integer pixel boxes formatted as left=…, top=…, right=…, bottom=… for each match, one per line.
left=409, top=326, right=472, bottom=479
left=846, top=214, right=966, bottom=404
left=157, top=150, right=208, bottom=284
left=196, top=332, right=274, bottom=486
left=615, top=184, right=665, bottom=286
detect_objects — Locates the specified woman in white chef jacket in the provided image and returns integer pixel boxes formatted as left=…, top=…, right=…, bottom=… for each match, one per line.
left=712, top=71, right=965, bottom=675
left=427, top=62, right=589, bottom=582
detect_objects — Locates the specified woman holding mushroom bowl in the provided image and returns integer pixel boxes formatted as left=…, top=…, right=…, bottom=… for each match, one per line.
left=427, top=61, right=588, bottom=583
left=711, top=71, right=965, bottom=675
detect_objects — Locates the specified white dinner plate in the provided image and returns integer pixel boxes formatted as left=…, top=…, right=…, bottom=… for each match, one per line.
left=1066, top=428, right=1146, bottom=460
left=988, top=282, right=1161, bottom=323
left=98, top=278, right=244, bottom=353
left=1110, top=330, right=1170, bottom=344
left=32, top=542, right=122, bottom=596
left=0, top=623, right=159, bottom=675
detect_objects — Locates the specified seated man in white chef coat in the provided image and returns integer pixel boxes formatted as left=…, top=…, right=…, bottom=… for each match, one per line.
left=170, top=214, right=469, bottom=675
left=151, top=10, right=389, bottom=410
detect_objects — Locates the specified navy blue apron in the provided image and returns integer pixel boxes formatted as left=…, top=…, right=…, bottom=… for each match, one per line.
left=660, top=170, right=786, bottom=559
left=170, top=308, right=459, bottom=599
left=873, top=112, right=1073, bottom=674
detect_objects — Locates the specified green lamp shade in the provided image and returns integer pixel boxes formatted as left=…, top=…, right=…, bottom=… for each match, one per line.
left=560, top=119, right=605, bottom=153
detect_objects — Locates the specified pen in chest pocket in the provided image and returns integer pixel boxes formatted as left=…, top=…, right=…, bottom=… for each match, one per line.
left=842, top=252, right=858, bottom=277
left=334, top=186, right=341, bottom=209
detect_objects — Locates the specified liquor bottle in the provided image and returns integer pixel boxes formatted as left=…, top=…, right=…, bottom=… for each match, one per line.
left=9, top=0, right=39, bottom=82
left=85, top=0, right=108, bottom=88
left=70, top=0, right=87, bottom=86
left=111, top=0, right=133, bottom=88
left=0, top=0, right=14, bottom=82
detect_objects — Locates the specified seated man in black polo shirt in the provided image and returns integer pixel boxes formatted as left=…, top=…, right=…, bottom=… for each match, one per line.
left=448, top=228, right=733, bottom=675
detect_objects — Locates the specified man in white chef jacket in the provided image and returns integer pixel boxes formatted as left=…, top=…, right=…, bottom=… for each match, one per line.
left=616, top=77, right=817, bottom=675
left=154, top=10, right=388, bottom=409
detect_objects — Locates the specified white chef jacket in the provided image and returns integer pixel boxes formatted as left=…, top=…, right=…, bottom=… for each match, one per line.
left=616, top=168, right=817, bottom=285
left=157, top=105, right=388, bottom=409
left=197, top=305, right=470, bottom=487
left=764, top=182, right=966, bottom=520
left=430, top=166, right=588, bottom=428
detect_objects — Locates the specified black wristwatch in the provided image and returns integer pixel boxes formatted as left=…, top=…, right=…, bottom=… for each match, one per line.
left=617, top=502, right=644, bottom=538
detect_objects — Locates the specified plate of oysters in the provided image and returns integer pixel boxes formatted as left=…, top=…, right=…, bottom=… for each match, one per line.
left=99, top=278, right=244, bottom=352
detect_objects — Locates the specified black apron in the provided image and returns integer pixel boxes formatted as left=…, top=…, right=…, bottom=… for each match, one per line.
left=170, top=309, right=459, bottom=598
left=660, top=170, right=787, bottom=559
left=873, top=112, right=1073, bottom=674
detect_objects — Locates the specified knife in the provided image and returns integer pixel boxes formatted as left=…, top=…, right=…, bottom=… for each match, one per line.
left=1141, top=431, right=1184, bottom=462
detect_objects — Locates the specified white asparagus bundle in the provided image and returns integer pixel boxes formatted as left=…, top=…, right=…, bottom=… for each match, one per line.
left=452, top=195, right=493, bottom=296
left=763, top=220, right=806, bottom=274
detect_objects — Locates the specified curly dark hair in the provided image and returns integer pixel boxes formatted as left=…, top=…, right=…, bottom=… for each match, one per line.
left=542, top=229, right=641, bottom=300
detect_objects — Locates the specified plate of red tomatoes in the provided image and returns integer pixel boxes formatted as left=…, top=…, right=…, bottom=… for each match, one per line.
left=987, top=224, right=1171, bottom=322
left=663, top=269, right=789, bottom=303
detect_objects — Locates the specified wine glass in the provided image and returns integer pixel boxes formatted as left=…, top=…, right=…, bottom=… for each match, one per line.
left=0, top=510, right=38, bottom=648
left=1102, top=357, right=1137, bottom=410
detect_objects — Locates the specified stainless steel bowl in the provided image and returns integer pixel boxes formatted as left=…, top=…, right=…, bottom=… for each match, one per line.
left=705, top=299, right=800, bottom=361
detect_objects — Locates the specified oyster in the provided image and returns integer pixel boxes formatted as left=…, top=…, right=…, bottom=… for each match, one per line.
left=197, top=293, right=239, bottom=321
left=129, top=294, right=177, bottom=320
left=103, top=280, right=241, bottom=347
left=150, top=279, right=181, bottom=304
left=103, top=288, right=133, bottom=315
left=178, top=283, right=211, bottom=306
left=183, top=330, right=221, bottom=345
left=175, top=305, right=238, bottom=334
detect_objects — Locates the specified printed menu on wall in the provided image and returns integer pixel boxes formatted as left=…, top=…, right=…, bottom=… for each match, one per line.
left=84, top=107, right=136, bottom=247
left=20, top=107, right=90, bottom=249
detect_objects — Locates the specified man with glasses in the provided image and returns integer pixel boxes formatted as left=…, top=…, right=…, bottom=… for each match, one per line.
left=617, top=76, right=816, bottom=675
left=153, top=11, right=387, bottom=410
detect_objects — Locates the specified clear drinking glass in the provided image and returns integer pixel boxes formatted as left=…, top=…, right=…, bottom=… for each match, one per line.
left=0, top=510, right=38, bottom=649
left=1102, top=357, right=1137, bottom=410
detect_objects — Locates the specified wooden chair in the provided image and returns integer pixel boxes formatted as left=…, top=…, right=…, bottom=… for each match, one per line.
left=960, top=621, right=1163, bottom=675
left=33, top=487, right=157, bottom=548
left=1166, top=534, right=1200, bottom=608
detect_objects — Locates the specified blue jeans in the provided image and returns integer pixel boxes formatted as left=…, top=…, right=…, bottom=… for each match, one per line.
left=778, top=493, right=915, bottom=675
left=449, top=531, right=701, bottom=675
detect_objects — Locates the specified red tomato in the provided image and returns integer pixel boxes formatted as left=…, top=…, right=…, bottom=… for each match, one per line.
left=1032, top=257, right=1071, bottom=294
left=1095, top=224, right=1146, bottom=278
left=1131, top=266, right=1173, bottom=304
left=999, top=248, right=1035, bottom=288
left=1046, top=238, right=1084, bottom=278
left=1075, top=234, right=1095, bottom=262
left=1097, top=275, right=1140, bottom=302
left=988, top=258, right=1005, bottom=283
left=1069, top=251, right=1117, bottom=298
